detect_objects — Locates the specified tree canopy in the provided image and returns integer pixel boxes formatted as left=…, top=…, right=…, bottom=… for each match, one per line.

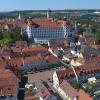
left=0, top=25, right=22, bottom=46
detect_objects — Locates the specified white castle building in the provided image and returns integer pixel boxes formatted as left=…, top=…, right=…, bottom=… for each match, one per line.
left=21, top=10, right=77, bottom=43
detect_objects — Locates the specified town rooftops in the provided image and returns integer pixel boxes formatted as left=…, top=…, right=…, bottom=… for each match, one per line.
left=24, top=80, right=57, bottom=100
left=78, top=89, right=93, bottom=100
left=27, top=19, right=73, bottom=28
left=84, top=56, right=100, bottom=67
left=16, top=40, right=27, bottom=48
left=25, top=90, right=39, bottom=100
left=56, top=65, right=100, bottom=80
left=24, top=90, right=39, bottom=100
left=41, top=87, right=51, bottom=99
left=49, top=38, right=71, bottom=49
left=0, top=60, right=6, bottom=69
left=8, top=57, right=23, bottom=67
left=0, top=18, right=25, bottom=29
left=81, top=45, right=100, bottom=59
left=0, top=69, right=19, bottom=82
left=60, top=80, right=77, bottom=100
left=37, top=80, right=56, bottom=100
left=84, top=34, right=95, bottom=45
left=7, top=54, right=59, bottom=68
left=22, top=45, right=48, bottom=52
left=10, top=45, right=48, bottom=58
left=11, top=47, right=22, bottom=53
left=45, top=55, right=59, bottom=63
left=0, top=69, right=19, bottom=97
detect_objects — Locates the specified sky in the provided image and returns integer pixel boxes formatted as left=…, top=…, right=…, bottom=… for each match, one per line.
left=0, top=0, right=100, bottom=12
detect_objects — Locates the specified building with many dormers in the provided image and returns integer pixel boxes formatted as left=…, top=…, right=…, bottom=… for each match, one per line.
left=21, top=10, right=77, bottom=43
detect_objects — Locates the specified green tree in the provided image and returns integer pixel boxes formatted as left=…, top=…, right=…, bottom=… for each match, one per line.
left=8, top=25, right=22, bottom=42
left=2, top=31, right=10, bottom=38
left=0, top=38, right=11, bottom=46
left=71, top=80, right=80, bottom=89
left=95, top=29, right=100, bottom=45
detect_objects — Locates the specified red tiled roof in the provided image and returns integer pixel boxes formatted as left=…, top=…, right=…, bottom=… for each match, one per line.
left=0, top=18, right=27, bottom=30
left=29, top=19, right=63, bottom=28
left=41, top=88, right=50, bottom=98
left=57, top=68, right=74, bottom=79
left=56, top=65, right=100, bottom=80
left=0, top=69, right=19, bottom=96
left=8, top=54, right=59, bottom=68
left=84, top=56, right=100, bottom=67
left=25, top=90, right=39, bottom=100
left=0, top=60, right=6, bottom=69
left=11, top=45, right=48, bottom=58
left=11, top=47, right=22, bottom=53
left=45, top=55, right=59, bottom=63
left=0, top=85, right=16, bottom=96
left=78, top=89, right=93, bottom=100
left=27, top=19, right=73, bottom=28
left=60, top=80, right=77, bottom=100
left=16, top=40, right=27, bottom=46
left=0, top=69, right=19, bottom=81
left=9, top=58, right=23, bottom=67
left=24, top=55, right=44, bottom=63
left=91, top=44, right=100, bottom=49
left=22, top=45, right=47, bottom=53
left=84, top=35, right=95, bottom=46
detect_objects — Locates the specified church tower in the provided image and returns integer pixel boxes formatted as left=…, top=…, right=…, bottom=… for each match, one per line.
left=18, top=13, right=21, bottom=20
left=47, top=8, right=52, bottom=19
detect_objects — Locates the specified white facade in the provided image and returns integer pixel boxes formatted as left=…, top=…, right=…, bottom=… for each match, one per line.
left=34, top=38, right=49, bottom=44
left=53, top=71, right=77, bottom=100
left=26, top=25, right=32, bottom=39
left=26, top=26, right=64, bottom=39
left=63, top=22, right=75, bottom=38
left=53, top=71, right=60, bottom=88
left=22, top=20, right=76, bottom=41
left=57, top=87, right=76, bottom=100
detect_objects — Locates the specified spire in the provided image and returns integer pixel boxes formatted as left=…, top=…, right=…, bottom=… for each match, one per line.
left=18, top=13, right=21, bottom=20
left=47, top=8, right=52, bottom=19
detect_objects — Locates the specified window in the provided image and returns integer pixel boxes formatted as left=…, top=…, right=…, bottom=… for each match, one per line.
left=68, top=34, right=72, bottom=37
left=8, top=88, right=11, bottom=90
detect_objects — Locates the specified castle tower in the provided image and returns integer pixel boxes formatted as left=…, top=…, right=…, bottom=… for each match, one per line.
left=18, top=13, right=21, bottom=20
left=47, top=8, right=52, bottom=19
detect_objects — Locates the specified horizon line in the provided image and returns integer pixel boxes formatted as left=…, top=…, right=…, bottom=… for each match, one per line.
left=0, top=8, right=100, bottom=13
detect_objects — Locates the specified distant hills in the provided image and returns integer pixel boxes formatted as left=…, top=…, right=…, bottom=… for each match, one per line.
left=0, top=9, right=100, bottom=19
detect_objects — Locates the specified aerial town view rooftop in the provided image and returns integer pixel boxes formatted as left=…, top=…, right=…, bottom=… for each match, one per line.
left=0, top=0, right=100, bottom=100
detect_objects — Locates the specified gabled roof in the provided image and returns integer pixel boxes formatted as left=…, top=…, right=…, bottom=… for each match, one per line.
left=56, top=65, right=100, bottom=80
left=22, top=45, right=48, bottom=53
left=81, top=45, right=100, bottom=59
left=60, top=80, right=77, bottom=100
left=27, top=19, right=73, bottom=28
left=78, top=89, right=93, bottom=100
left=8, top=57, right=23, bottom=67
left=45, top=55, right=59, bottom=63
left=0, top=60, right=6, bottom=69
left=28, top=19, right=63, bottom=28
left=84, top=56, right=100, bottom=67
left=0, top=69, right=19, bottom=87
left=24, top=90, right=39, bottom=100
